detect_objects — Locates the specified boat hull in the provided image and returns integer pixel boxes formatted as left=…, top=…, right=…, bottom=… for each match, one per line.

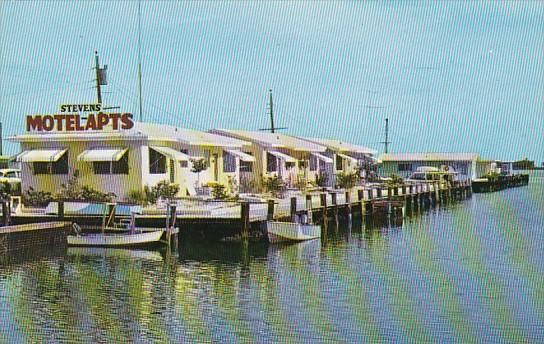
left=67, top=230, right=165, bottom=247
left=266, top=221, right=321, bottom=243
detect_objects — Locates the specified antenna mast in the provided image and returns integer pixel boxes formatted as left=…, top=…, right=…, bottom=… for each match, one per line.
left=259, top=89, right=287, bottom=132
left=137, top=0, right=143, bottom=122
left=94, top=51, right=102, bottom=104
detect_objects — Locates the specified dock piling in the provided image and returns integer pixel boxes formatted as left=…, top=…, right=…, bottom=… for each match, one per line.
left=58, top=201, right=64, bottom=221
left=267, top=199, right=275, bottom=221
left=290, top=197, right=297, bottom=222
left=240, top=202, right=250, bottom=239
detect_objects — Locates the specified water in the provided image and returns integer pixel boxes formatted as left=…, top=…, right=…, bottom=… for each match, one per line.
left=1, top=171, right=543, bottom=343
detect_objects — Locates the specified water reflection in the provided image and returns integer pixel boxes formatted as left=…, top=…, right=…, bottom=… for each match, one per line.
left=1, top=171, right=543, bottom=342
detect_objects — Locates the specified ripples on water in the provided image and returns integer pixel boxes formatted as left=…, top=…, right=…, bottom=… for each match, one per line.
left=1, top=171, right=543, bottom=343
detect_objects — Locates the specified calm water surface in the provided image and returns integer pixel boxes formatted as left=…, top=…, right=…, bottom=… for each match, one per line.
left=1, top=171, right=543, bottom=343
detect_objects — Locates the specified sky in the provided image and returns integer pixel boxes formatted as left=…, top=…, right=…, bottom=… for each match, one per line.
left=1, top=2, right=543, bottom=162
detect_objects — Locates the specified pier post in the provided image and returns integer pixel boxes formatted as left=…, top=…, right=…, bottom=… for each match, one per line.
left=290, top=197, right=297, bottom=222
left=240, top=202, right=250, bottom=240
left=320, top=193, right=327, bottom=221
left=57, top=201, right=64, bottom=221
left=167, top=203, right=177, bottom=248
left=345, top=191, right=352, bottom=218
left=1, top=200, right=10, bottom=226
left=306, top=195, right=313, bottom=224
left=331, top=192, right=338, bottom=218
left=267, top=199, right=275, bottom=221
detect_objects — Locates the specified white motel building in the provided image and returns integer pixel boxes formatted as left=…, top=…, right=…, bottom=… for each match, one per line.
left=10, top=121, right=254, bottom=200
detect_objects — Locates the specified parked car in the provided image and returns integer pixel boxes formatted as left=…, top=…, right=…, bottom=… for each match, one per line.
left=0, top=168, right=21, bottom=194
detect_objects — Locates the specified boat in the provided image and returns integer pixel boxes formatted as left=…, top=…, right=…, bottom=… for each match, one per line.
left=266, top=221, right=321, bottom=243
left=67, top=203, right=179, bottom=247
left=406, top=166, right=459, bottom=184
left=67, top=229, right=166, bottom=247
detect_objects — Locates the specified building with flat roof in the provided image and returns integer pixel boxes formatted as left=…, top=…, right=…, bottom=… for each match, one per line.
left=209, top=129, right=327, bottom=191
left=297, top=137, right=378, bottom=186
left=379, top=152, right=481, bottom=180
left=10, top=122, right=251, bottom=200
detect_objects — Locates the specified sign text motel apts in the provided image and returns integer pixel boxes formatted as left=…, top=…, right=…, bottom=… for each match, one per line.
left=26, top=104, right=134, bottom=132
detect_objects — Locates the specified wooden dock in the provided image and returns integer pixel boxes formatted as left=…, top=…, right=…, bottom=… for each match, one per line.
left=5, top=180, right=473, bottom=242
left=0, top=221, right=71, bottom=257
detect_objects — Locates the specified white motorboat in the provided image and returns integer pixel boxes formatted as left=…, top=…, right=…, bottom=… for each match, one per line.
left=266, top=221, right=321, bottom=243
left=67, top=203, right=178, bottom=247
left=67, top=228, right=172, bottom=247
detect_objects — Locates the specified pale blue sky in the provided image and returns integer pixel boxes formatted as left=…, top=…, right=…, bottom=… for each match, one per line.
left=1, top=2, right=542, bottom=162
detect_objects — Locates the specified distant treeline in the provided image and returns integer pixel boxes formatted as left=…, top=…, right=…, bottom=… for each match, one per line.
left=512, top=159, right=544, bottom=170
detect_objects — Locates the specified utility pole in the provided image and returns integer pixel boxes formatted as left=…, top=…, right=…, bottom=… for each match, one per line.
left=137, top=0, right=143, bottom=122
left=95, top=51, right=102, bottom=104
left=269, top=89, right=275, bottom=133
left=382, top=117, right=391, bottom=153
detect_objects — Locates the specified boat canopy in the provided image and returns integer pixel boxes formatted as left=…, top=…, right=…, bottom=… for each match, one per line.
left=268, top=151, right=297, bottom=163
left=17, top=148, right=67, bottom=162
left=225, top=149, right=256, bottom=162
left=150, top=146, right=189, bottom=161
left=311, top=152, right=334, bottom=164
left=416, top=166, right=440, bottom=172
left=77, top=148, right=128, bottom=162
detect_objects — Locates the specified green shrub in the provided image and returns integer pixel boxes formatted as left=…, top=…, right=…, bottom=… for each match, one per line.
left=315, top=172, right=329, bottom=187
left=336, top=171, right=359, bottom=189
left=22, top=187, right=53, bottom=207
left=262, top=175, right=285, bottom=198
left=211, top=183, right=228, bottom=200
left=127, top=189, right=149, bottom=206
left=53, top=173, right=116, bottom=202
left=151, top=180, right=180, bottom=200
left=190, top=158, right=208, bottom=186
left=385, top=173, right=405, bottom=188
left=129, top=181, right=180, bottom=205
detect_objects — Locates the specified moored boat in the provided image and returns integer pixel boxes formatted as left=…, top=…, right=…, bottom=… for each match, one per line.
left=266, top=221, right=321, bottom=243
left=67, top=230, right=166, bottom=247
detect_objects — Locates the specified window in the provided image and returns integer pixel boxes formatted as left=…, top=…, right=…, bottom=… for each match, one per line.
left=93, top=152, right=129, bottom=175
left=5, top=171, right=16, bottom=178
left=180, top=149, right=189, bottom=154
left=33, top=153, right=69, bottom=175
left=180, top=161, right=188, bottom=168
left=266, top=152, right=277, bottom=173
left=286, top=162, right=295, bottom=169
left=336, top=155, right=343, bottom=171
left=309, top=155, right=317, bottom=171
left=299, top=160, right=307, bottom=169
left=398, top=163, right=412, bottom=172
left=240, top=152, right=253, bottom=172
left=223, top=151, right=236, bottom=173
left=149, top=148, right=166, bottom=174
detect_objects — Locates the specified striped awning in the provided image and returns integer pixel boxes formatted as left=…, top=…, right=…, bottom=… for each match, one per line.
left=267, top=151, right=297, bottom=163
left=337, top=153, right=358, bottom=164
left=17, top=149, right=67, bottom=162
left=225, top=149, right=256, bottom=162
left=311, top=152, right=333, bottom=164
left=77, top=148, right=128, bottom=162
left=150, top=146, right=190, bottom=161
